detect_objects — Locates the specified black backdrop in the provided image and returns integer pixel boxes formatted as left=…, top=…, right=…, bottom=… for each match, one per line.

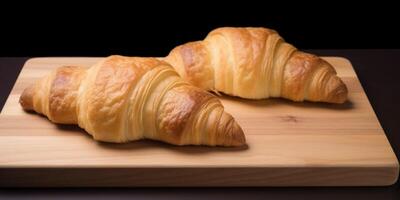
left=1, top=2, right=400, bottom=199
left=0, top=1, right=399, bottom=57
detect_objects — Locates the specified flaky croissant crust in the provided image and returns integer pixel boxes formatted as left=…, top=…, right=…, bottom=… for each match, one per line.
left=166, top=27, right=348, bottom=103
left=20, top=56, right=245, bottom=146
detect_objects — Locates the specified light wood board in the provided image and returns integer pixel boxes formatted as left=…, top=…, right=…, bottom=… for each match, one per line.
left=0, top=57, right=398, bottom=186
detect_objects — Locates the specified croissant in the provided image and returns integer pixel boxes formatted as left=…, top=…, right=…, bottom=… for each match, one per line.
left=165, top=27, right=348, bottom=103
left=19, top=56, right=245, bottom=146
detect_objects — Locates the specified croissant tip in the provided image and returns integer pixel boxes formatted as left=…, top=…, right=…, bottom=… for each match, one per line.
left=230, top=120, right=246, bottom=147
left=20, top=85, right=35, bottom=111
left=330, top=78, right=349, bottom=104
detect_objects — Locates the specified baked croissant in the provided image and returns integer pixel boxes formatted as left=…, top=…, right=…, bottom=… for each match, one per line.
left=19, top=56, right=245, bottom=146
left=165, top=27, right=348, bottom=103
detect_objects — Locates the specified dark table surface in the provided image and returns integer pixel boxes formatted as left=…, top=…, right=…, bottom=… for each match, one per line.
left=0, top=50, right=399, bottom=199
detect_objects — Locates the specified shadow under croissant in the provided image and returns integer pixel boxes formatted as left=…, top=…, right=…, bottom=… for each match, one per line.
left=22, top=110, right=249, bottom=151
left=215, top=92, right=354, bottom=110
left=23, top=110, right=88, bottom=137
left=97, top=140, right=249, bottom=154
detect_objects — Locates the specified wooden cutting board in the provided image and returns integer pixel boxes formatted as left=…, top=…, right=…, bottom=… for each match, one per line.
left=0, top=57, right=398, bottom=187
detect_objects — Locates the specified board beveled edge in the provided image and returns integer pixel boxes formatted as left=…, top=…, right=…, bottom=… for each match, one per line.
left=335, top=57, right=399, bottom=186
left=0, top=166, right=398, bottom=187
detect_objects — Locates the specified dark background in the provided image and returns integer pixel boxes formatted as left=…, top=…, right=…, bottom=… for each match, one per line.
left=0, top=1, right=399, bottom=56
left=1, top=1, right=400, bottom=200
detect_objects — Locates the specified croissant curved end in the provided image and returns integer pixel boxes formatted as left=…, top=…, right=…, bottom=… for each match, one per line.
left=326, top=76, right=348, bottom=104
left=230, top=119, right=246, bottom=147
left=19, top=85, right=35, bottom=111
left=216, top=111, right=246, bottom=147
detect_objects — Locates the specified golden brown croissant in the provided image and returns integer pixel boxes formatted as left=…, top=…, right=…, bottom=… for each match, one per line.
left=165, top=27, right=348, bottom=103
left=19, top=56, right=245, bottom=146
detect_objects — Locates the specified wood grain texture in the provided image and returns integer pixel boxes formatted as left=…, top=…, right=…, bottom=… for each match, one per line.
left=0, top=57, right=398, bottom=187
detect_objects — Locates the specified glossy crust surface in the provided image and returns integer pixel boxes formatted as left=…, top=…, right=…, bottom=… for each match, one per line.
left=166, top=27, right=347, bottom=103
left=20, top=56, right=245, bottom=146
